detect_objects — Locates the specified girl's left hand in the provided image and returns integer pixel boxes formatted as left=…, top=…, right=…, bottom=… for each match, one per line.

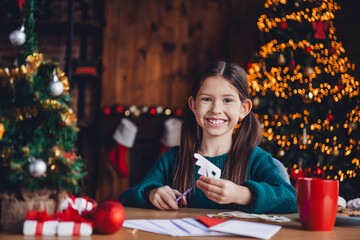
left=196, top=176, right=252, bottom=205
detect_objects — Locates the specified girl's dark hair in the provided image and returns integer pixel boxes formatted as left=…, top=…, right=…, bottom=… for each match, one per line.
left=173, top=61, right=262, bottom=197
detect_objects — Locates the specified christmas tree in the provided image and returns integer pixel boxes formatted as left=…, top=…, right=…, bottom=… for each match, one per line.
left=0, top=1, right=85, bottom=195
left=247, top=0, right=360, bottom=198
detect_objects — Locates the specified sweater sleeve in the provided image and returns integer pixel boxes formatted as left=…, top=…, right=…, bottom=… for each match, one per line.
left=119, top=148, right=177, bottom=208
left=238, top=147, right=298, bottom=214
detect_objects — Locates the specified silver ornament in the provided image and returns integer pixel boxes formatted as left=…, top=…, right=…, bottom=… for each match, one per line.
left=49, top=73, right=64, bottom=97
left=29, top=157, right=47, bottom=178
left=253, top=97, right=260, bottom=109
left=277, top=54, right=286, bottom=65
left=9, top=28, right=26, bottom=46
left=303, top=66, right=314, bottom=77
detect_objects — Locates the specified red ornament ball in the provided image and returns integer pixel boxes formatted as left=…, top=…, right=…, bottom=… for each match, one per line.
left=290, top=60, right=296, bottom=71
left=280, top=21, right=288, bottom=30
left=94, top=200, right=125, bottom=234
left=329, top=47, right=336, bottom=55
left=326, top=113, right=334, bottom=121
left=247, top=62, right=252, bottom=69
left=303, top=46, right=311, bottom=54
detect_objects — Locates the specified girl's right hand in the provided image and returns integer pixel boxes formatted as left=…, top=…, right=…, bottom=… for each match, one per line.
left=148, top=185, right=187, bottom=210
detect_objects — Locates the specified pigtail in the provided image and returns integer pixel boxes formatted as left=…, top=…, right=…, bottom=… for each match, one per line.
left=223, top=111, right=262, bottom=184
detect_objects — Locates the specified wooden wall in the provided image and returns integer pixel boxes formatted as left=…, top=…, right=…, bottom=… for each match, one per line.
left=101, top=0, right=263, bottom=109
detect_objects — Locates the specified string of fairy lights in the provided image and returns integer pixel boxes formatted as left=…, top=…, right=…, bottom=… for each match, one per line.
left=248, top=0, right=360, bottom=182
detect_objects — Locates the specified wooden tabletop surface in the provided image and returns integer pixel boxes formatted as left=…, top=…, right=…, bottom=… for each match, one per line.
left=1, top=207, right=360, bottom=240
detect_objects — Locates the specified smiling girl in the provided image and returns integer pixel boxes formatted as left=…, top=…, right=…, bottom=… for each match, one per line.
left=119, top=61, right=297, bottom=213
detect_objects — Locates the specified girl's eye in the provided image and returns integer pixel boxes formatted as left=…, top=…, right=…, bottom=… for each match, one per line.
left=201, top=97, right=212, bottom=102
left=224, top=98, right=233, bottom=103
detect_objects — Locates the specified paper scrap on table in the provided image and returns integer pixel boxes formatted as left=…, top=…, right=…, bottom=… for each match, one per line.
left=194, top=153, right=221, bottom=179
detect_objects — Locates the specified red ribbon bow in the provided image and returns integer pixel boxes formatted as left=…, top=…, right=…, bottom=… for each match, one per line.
left=55, top=208, right=94, bottom=228
left=25, top=210, right=54, bottom=221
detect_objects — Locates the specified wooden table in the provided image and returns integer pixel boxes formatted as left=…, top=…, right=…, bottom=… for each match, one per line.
left=1, top=207, right=360, bottom=239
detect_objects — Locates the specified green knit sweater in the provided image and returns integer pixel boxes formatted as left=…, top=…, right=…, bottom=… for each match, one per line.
left=119, top=146, right=298, bottom=213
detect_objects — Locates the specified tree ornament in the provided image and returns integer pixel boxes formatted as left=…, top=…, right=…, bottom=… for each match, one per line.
left=291, top=167, right=304, bottom=180
left=326, top=110, right=334, bottom=121
left=49, top=70, right=64, bottom=97
left=312, top=21, right=329, bottom=40
left=61, top=109, right=77, bottom=126
left=277, top=54, right=286, bottom=65
left=247, top=62, right=252, bottom=70
left=333, top=149, right=339, bottom=156
left=302, top=128, right=307, bottom=145
left=94, top=200, right=125, bottom=234
left=290, top=60, right=296, bottom=71
left=0, top=123, right=5, bottom=139
left=350, top=122, right=357, bottom=131
left=335, top=83, right=344, bottom=92
left=277, top=148, right=285, bottom=158
left=329, top=46, right=336, bottom=55
left=28, top=157, right=47, bottom=178
left=253, top=96, right=260, bottom=109
left=51, top=146, right=63, bottom=158
left=303, top=91, right=314, bottom=103
left=9, top=26, right=26, bottom=46
left=294, top=2, right=300, bottom=8
left=303, top=66, right=314, bottom=77
left=63, top=149, right=76, bottom=165
left=303, top=46, right=311, bottom=54
left=279, top=21, right=288, bottom=30
left=22, top=146, right=30, bottom=157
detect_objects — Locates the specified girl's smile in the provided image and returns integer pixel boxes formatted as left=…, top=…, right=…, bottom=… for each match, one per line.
left=206, top=118, right=227, bottom=126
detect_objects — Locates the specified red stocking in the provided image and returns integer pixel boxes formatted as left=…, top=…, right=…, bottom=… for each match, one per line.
left=109, top=118, right=138, bottom=177
left=109, top=144, right=129, bottom=177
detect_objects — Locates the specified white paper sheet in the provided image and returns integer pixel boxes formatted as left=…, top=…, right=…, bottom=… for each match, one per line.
left=209, top=219, right=282, bottom=240
left=123, top=218, right=280, bottom=239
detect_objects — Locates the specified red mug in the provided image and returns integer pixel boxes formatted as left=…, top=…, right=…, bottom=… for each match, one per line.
left=296, top=177, right=339, bottom=231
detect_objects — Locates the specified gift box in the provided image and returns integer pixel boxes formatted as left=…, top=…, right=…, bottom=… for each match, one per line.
left=23, top=210, right=58, bottom=236
left=57, top=221, right=92, bottom=236
left=23, top=220, right=58, bottom=236
left=60, top=195, right=97, bottom=213
left=55, top=208, right=94, bottom=236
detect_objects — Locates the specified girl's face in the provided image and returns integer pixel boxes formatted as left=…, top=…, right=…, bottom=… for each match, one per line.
left=189, top=76, right=251, bottom=140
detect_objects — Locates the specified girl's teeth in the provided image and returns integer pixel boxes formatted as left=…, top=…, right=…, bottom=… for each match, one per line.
left=209, top=119, right=224, bottom=124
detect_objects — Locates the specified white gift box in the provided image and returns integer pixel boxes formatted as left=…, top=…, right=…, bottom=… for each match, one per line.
left=57, top=221, right=93, bottom=236
left=23, top=220, right=58, bottom=236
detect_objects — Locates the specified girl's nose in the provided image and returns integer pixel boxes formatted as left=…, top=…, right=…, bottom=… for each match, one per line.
left=211, top=100, right=222, bottom=113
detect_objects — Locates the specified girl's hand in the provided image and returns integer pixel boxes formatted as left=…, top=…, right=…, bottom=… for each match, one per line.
left=148, top=185, right=187, bottom=210
left=196, top=176, right=253, bottom=205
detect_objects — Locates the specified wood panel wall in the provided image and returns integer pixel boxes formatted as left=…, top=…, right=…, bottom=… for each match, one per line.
left=101, top=0, right=263, bottom=109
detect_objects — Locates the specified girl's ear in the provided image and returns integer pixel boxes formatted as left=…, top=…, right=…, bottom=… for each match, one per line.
left=188, top=96, right=196, bottom=113
left=240, top=99, right=252, bottom=119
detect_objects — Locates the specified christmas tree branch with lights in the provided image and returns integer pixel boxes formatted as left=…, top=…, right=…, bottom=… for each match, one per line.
left=247, top=0, right=360, bottom=198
